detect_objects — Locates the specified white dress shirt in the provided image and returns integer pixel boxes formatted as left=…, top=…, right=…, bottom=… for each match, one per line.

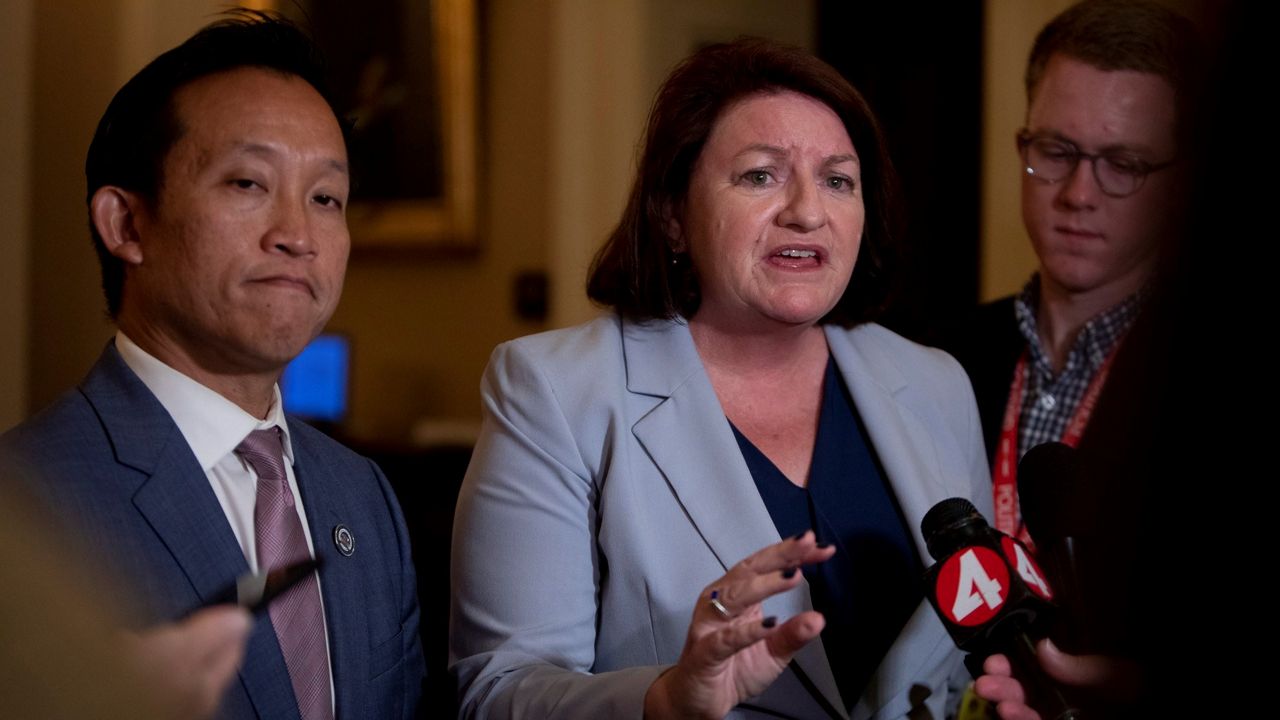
left=116, top=332, right=335, bottom=706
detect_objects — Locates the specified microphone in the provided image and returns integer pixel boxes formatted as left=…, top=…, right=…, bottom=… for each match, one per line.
left=1019, top=441, right=1130, bottom=655
left=921, top=497, right=1078, bottom=719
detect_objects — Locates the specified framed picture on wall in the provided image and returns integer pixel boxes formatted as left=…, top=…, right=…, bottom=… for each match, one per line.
left=247, top=0, right=478, bottom=250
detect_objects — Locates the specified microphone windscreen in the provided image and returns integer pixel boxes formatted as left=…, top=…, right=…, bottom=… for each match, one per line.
left=1017, top=441, right=1097, bottom=544
left=920, top=497, right=983, bottom=561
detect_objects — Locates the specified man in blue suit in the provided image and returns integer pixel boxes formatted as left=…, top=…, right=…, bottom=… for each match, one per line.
left=0, top=13, right=424, bottom=719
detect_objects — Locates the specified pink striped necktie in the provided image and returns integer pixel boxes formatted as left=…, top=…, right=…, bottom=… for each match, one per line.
left=237, top=427, right=333, bottom=720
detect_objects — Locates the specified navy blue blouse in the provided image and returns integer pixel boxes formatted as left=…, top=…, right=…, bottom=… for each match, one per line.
left=731, top=357, right=922, bottom=710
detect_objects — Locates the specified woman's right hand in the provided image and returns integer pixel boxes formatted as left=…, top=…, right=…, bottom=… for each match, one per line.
left=643, top=530, right=837, bottom=720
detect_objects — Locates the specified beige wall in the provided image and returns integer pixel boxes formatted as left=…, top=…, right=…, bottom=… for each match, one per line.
left=331, top=0, right=553, bottom=441
left=0, top=0, right=33, bottom=430
left=980, top=0, right=1077, bottom=302
left=644, top=0, right=815, bottom=91
left=15, top=0, right=1061, bottom=442
left=27, top=2, right=123, bottom=415
left=546, top=0, right=646, bottom=329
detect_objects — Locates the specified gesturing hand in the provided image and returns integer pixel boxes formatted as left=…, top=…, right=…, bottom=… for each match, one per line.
left=644, top=530, right=836, bottom=720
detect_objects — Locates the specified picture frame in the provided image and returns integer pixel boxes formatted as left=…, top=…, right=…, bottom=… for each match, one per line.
left=246, top=0, right=479, bottom=250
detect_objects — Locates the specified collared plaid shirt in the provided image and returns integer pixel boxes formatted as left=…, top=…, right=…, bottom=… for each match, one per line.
left=1012, top=276, right=1146, bottom=459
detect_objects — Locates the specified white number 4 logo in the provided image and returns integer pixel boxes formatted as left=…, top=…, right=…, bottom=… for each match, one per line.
left=952, top=549, right=1005, bottom=620
left=1010, top=541, right=1053, bottom=599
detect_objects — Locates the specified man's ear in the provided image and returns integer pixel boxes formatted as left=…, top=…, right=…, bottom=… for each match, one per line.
left=90, top=186, right=146, bottom=266
left=662, top=200, right=685, bottom=253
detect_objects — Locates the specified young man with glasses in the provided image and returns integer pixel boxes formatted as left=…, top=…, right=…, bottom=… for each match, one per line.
left=945, top=0, right=1195, bottom=542
left=941, top=2, right=1198, bottom=716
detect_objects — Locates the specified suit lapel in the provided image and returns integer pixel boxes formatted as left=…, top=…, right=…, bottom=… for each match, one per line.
left=826, top=327, right=955, bottom=719
left=83, top=344, right=299, bottom=720
left=85, top=345, right=251, bottom=603
left=625, top=319, right=848, bottom=719
left=291, top=429, right=367, bottom=720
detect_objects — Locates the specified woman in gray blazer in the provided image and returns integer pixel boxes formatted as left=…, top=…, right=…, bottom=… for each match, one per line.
left=451, top=38, right=991, bottom=720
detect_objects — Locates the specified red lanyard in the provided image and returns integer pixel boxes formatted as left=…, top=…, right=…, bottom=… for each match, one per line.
left=992, top=346, right=1121, bottom=543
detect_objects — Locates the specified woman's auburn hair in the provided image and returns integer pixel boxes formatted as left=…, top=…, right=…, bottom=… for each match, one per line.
left=586, top=37, right=903, bottom=327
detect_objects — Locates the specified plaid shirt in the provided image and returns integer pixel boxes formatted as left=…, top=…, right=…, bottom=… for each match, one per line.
left=1013, top=276, right=1145, bottom=459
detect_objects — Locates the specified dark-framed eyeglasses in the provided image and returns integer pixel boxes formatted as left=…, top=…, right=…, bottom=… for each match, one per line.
left=1016, top=130, right=1176, bottom=198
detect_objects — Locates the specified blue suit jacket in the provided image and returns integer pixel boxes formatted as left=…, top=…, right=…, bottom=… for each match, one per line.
left=451, top=315, right=992, bottom=720
left=1, top=344, right=425, bottom=720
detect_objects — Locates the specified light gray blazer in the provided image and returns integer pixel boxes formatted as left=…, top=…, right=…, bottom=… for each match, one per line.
left=450, top=314, right=991, bottom=720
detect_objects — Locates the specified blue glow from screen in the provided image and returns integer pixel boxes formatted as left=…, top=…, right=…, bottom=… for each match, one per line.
left=281, top=335, right=349, bottom=422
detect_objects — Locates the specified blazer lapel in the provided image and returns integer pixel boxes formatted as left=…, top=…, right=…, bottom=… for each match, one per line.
left=84, top=344, right=299, bottom=720
left=625, top=319, right=848, bottom=719
left=826, top=326, right=956, bottom=719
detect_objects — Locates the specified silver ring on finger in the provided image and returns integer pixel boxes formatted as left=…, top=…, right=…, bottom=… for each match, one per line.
left=708, top=589, right=732, bottom=620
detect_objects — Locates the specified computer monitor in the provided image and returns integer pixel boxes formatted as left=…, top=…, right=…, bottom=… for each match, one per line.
left=281, top=334, right=350, bottom=424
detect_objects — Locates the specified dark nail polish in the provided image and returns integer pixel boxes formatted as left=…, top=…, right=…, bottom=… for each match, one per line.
left=816, top=542, right=832, bottom=550
left=762, top=616, right=777, bottom=629
left=710, top=589, right=719, bottom=600
left=791, top=531, right=807, bottom=541
left=782, top=567, right=798, bottom=579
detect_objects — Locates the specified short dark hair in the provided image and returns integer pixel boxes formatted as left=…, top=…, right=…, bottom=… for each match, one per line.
left=587, top=37, right=902, bottom=326
left=1025, top=0, right=1198, bottom=107
left=85, top=10, right=343, bottom=318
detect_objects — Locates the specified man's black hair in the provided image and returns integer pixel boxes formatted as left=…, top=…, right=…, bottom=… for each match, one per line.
left=85, top=10, right=346, bottom=318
